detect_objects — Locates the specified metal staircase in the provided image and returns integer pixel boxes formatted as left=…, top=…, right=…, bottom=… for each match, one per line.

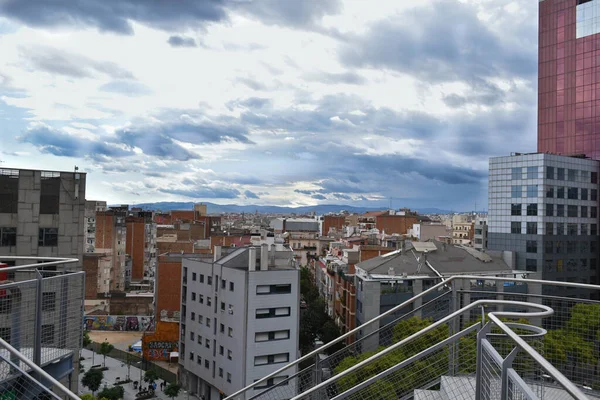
left=225, top=275, right=600, bottom=400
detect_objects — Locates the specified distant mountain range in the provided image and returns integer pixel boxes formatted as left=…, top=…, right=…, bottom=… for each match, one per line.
left=119, top=201, right=457, bottom=215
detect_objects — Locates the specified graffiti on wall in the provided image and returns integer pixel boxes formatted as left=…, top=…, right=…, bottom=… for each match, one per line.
left=159, top=310, right=180, bottom=321
left=144, top=341, right=178, bottom=360
left=83, top=315, right=155, bottom=332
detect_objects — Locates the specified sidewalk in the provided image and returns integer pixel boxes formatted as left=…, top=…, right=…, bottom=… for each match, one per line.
left=79, top=348, right=199, bottom=400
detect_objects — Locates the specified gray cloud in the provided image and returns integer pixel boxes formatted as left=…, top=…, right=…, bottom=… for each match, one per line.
left=304, top=71, right=366, bottom=85
left=235, top=77, right=267, bottom=91
left=234, top=0, right=342, bottom=28
left=159, top=186, right=241, bottom=199
left=311, top=194, right=327, bottom=200
left=20, top=45, right=134, bottom=79
left=339, top=1, right=536, bottom=84
left=168, top=35, right=198, bottom=48
left=98, top=80, right=153, bottom=96
left=244, top=190, right=259, bottom=199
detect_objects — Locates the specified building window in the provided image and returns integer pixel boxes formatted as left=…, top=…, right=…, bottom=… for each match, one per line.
left=581, top=188, right=588, bottom=201
left=208, top=276, right=212, bottom=285
left=557, top=223, right=565, bottom=235
left=191, top=312, right=195, bottom=321
left=255, top=330, right=290, bottom=342
left=205, top=338, right=210, bottom=349
left=191, top=292, right=196, bottom=301
left=526, top=240, right=537, bottom=253
left=205, top=360, right=209, bottom=369
left=198, top=335, right=202, bottom=344
left=581, top=206, right=588, bottom=218
left=511, top=204, right=521, bottom=216
left=254, top=377, right=289, bottom=390
left=0, top=228, right=16, bottom=247
left=525, top=259, right=537, bottom=272
left=592, top=189, right=598, bottom=201
left=256, top=307, right=291, bottom=319
left=207, top=297, right=212, bottom=307
left=0, top=170, right=19, bottom=214
left=41, top=325, right=54, bottom=345
left=192, top=273, right=197, bottom=281
left=556, top=204, right=564, bottom=217
left=220, top=346, right=224, bottom=355
left=557, top=168, right=565, bottom=180
left=190, top=331, right=194, bottom=341
left=254, top=353, right=289, bottom=366
left=41, top=292, right=56, bottom=312
left=511, top=222, right=521, bottom=234
left=546, top=204, right=554, bottom=217
left=568, top=187, right=578, bottom=200
left=557, top=187, right=565, bottom=198
left=221, top=302, right=225, bottom=312
left=567, top=224, right=578, bottom=236
left=256, top=284, right=292, bottom=295
left=40, top=173, right=60, bottom=214
left=546, top=187, right=554, bottom=198
left=200, top=274, right=204, bottom=283
left=197, top=355, right=202, bottom=364
left=38, top=228, right=58, bottom=247
left=228, top=327, right=233, bottom=337
left=526, top=204, right=537, bottom=216
left=567, top=241, right=577, bottom=254
left=511, top=186, right=522, bottom=198
left=526, top=222, right=537, bottom=235
left=220, top=323, right=225, bottom=333
left=568, top=205, right=578, bottom=218
left=581, top=224, right=588, bottom=236
left=592, top=224, right=597, bottom=236
left=512, top=167, right=522, bottom=180
left=592, top=172, right=598, bottom=184
left=546, top=166, right=554, bottom=180
left=229, top=282, right=234, bottom=291
left=527, top=166, right=537, bottom=179
left=546, top=222, right=554, bottom=235
left=221, top=279, right=226, bottom=289
left=545, top=241, right=553, bottom=254
left=228, top=350, right=232, bottom=360
left=199, top=294, right=204, bottom=304
left=219, top=368, right=223, bottom=378
left=526, top=185, right=537, bottom=198
left=227, top=373, right=232, bottom=383
left=206, top=318, right=211, bottom=328
left=568, top=169, right=577, bottom=182
left=592, top=207, right=598, bottom=218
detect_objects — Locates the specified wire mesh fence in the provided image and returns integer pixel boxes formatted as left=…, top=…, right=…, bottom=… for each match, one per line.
left=0, top=352, right=64, bottom=400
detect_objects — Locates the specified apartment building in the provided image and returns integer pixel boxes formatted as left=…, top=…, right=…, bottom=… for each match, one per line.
left=473, top=216, right=488, bottom=252
left=452, top=214, right=474, bottom=245
left=84, top=200, right=107, bottom=253
left=95, top=208, right=128, bottom=291
left=179, top=245, right=300, bottom=400
left=0, top=168, right=86, bottom=271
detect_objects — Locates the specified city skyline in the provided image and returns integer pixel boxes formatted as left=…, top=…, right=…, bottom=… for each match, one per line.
left=0, top=1, right=537, bottom=210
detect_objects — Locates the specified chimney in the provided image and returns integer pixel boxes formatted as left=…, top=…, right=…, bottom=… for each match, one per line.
left=260, top=243, right=269, bottom=271
left=214, top=246, right=222, bottom=262
left=249, top=247, right=257, bottom=271
left=388, top=267, right=395, bottom=276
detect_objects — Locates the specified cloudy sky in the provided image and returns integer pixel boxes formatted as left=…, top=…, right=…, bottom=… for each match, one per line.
left=0, top=0, right=537, bottom=211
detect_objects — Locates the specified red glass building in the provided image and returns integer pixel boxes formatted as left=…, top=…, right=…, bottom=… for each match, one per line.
left=538, top=0, right=600, bottom=160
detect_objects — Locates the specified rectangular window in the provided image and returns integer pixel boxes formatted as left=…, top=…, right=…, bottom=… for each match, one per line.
left=567, top=241, right=577, bottom=254
left=546, top=187, right=554, bottom=198
left=221, top=302, right=225, bottom=311
left=41, top=324, right=54, bottom=345
left=557, top=187, right=565, bottom=198
left=556, top=204, right=565, bottom=217
left=525, top=259, right=537, bottom=272
left=511, top=222, right=521, bottom=234
left=511, top=186, right=522, bottom=198
left=557, top=223, right=565, bottom=235
left=256, top=284, right=292, bottom=295
left=592, top=224, right=598, bottom=236
left=191, top=312, right=195, bottom=321
left=38, top=228, right=58, bottom=247
left=526, top=204, right=538, bottom=216
left=510, top=204, right=521, bottom=216
left=592, top=189, right=598, bottom=201
left=197, top=355, right=202, bottom=364
left=0, top=170, right=18, bottom=214
left=41, top=292, right=56, bottom=312
left=582, top=206, right=588, bottom=218
left=199, top=294, right=204, bottom=304
left=557, top=168, right=565, bottom=180
left=592, top=207, right=598, bottom=218
left=191, top=292, right=196, bottom=301
left=208, top=276, right=212, bottom=285
left=255, top=307, right=291, bottom=319
left=192, top=273, right=197, bottom=281
left=546, top=222, right=554, bottom=235
left=0, top=228, right=16, bottom=247
left=228, top=350, right=232, bottom=360
left=527, top=166, right=537, bottom=179
left=190, top=331, right=194, bottom=341
left=221, top=279, right=226, bottom=289
left=581, top=188, right=588, bottom=201
left=0, top=327, right=11, bottom=344
left=207, top=297, right=212, bottom=307
left=40, top=174, right=60, bottom=214
left=546, top=166, right=554, bottom=180
left=219, top=368, right=223, bottom=378
left=581, top=224, right=588, bottom=235
left=568, top=187, right=578, bottom=200
left=229, top=281, right=234, bottom=291
left=215, top=275, right=219, bottom=291
left=526, top=240, right=537, bottom=253
left=254, top=377, right=289, bottom=390
left=545, top=241, right=553, bottom=254
left=526, top=185, right=537, bottom=198
left=254, top=353, right=290, bottom=366
left=227, top=373, right=231, bottom=383
left=568, top=205, right=578, bottom=218
left=220, top=323, right=225, bottom=333
left=512, top=167, right=522, bottom=180
left=526, top=222, right=537, bottom=235
left=205, top=359, right=209, bottom=369
left=255, top=330, right=291, bottom=342
left=197, top=335, right=202, bottom=344
left=567, top=224, right=578, bottom=236
left=228, top=327, right=233, bottom=337
left=200, top=274, right=204, bottom=283
left=219, top=346, right=224, bottom=355
left=568, top=169, right=577, bottom=182
left=206, top=317, right=211, bottom=328
left=592, top=171, right=598, bottom=184
left=546, top=204, right=554, bottom=217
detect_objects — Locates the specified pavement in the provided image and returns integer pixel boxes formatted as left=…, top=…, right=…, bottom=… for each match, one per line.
left=79, top=348, right=199, bottom=400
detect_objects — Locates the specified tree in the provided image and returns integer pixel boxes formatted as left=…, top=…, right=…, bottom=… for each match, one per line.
left=80, top=395, right=97, bottom=400
left=97, top=385, right=124, bottom=400
left=83, top=331, right=92, bottom=348
left=164, top=383, right=182, bottom=399
left=99, top=341, right=114, bottom=367
left=144, top=369, right=159, bottom=384
left=82, top=368, right=104, bottom=395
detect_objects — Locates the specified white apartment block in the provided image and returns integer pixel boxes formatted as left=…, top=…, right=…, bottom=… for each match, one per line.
left=180, top=245, right=300, bottom=400
left=473, top=216, right=488, bottom=252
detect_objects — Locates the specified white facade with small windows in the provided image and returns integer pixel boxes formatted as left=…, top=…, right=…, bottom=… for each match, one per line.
left=488, top=153, right=600, bottom=288
left=180, top=245, right=300, bottom=400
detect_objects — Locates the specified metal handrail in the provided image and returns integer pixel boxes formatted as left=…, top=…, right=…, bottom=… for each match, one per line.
left=0, top=337, right=81, bottom=400
left=289, top=299, right=554, bottom=400
left=0, top=256, right=79, bottom=272
left=225, top=274, right=600, bottom=400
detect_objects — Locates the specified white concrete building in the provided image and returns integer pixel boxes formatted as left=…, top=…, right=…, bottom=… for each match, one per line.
left=179, top=245, right=300, bottom=400
left=473, top=216, right=488, bottom=252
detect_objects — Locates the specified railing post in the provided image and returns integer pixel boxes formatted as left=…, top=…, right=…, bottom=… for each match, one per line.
left=475, top=322, right=491, bottom=400
left=501, top=347, right=519, bottom=400
left=449, top=280, right=458, bottom=376
left=34, top=271, right=43, bottom=368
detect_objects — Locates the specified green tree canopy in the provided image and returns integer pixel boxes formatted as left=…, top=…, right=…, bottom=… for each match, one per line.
left=99, top=341, right=114, bottom=367
left=83, top=331, right=92, bottom=348
left=82, top=368, right=104, bottom=394
left=164, top=383, right=182, bottom=399
left=97, top=385, right=124, bottom=400
left=144, top=369, right=159, bottom=384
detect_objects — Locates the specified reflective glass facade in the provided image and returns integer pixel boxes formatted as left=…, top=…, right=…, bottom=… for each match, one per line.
left=538, top=0, right=600, bottom=159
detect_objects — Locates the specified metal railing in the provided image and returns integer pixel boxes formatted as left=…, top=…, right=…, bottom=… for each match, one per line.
left=0, top=256, right=82, bottom=399
left=226, top=275, right=600, bottom=400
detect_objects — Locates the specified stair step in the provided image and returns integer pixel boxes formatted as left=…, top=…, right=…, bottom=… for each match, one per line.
left=414, top=389, right=449, bottom=400
left=439, top=376, right=476, bottom=400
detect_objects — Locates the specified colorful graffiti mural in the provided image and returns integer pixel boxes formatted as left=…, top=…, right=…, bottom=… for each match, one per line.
left=83, top=315, right=155, bottom=332
left=142, top=321, right=179, bottom=361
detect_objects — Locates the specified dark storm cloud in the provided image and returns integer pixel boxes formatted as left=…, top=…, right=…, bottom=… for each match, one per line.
left=18, top=124, right=133, bottom=158
left=303, top=71, right=366, bottom=85
left=20, top=45, right=134, bottom=79
left=168, top=35, right=198, bottom=48
left=159, top=186, right=240, bottom=199
left=244, top=190, right=259, bottom=199
left=339, top=1, right=536, bottom=83
left=0, top=0, right=228, bottom=35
